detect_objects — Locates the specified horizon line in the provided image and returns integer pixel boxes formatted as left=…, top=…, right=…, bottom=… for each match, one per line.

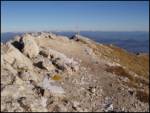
left=1, top=30, right=149, bottom=33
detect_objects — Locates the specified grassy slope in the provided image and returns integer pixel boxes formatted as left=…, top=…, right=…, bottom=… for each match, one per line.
left=77, top=37, right=149, bottom=103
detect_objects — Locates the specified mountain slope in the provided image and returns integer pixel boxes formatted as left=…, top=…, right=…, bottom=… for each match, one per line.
left=1, top=32, right=149, bottom=112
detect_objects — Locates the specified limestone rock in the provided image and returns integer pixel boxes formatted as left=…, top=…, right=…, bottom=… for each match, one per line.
left=41, top=76, right=65, bottom=96
left=1, top=97, right=24, bottom=112
left=22, top=34, right=39, bottom=58
left=39, top=47, right=79, bottom=72
left=1, top=43, right=33, bottom=70
left=70, top=34, right=94, bottom=45
left=30, top=32, right=57, bottom=39
left=48, top=48, right=79, bottom=72
left=11, top=35, right=21, bottom=42
left=39, top=49, right=49, bottom=58
left=1, top=61, right=18, bottom=75
left=1, top=32, right=149, bottom=112
left=18, top=70, right=39, bottom=82
left=42, top=59, right=56, bottom=71
left=1, top=69, right=15, bottom=86
left=41, top=32, right=57, bottom=39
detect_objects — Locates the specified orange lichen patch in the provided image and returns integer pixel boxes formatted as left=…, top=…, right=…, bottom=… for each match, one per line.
left=52, top=75, right=62, bottom=81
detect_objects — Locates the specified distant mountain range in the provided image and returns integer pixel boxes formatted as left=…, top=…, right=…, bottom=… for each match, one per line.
left=1, top=31, right=149, bottom=53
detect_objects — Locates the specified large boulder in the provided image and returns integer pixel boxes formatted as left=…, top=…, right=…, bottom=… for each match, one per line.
left=1, top=43, right=33, bottom=70
left=40, top=48, right=79, bottom=72
left=38, top=47, right=79, bottom=72
left=22, top=34, right=39, bottom=58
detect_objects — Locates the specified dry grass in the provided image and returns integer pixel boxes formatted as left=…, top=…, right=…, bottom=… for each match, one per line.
left=86, top=42, right=149, bottom=79
left=105, top=65, right=149, bottom=87
left=106, top=45, right=149, bottom=79
left=79, top=38, right=149, bottom=80
left=105, top=66, right=133, bottom=80
left=136, top=90, right=149, bottom=103
left=105, top=65, right=149, bottom=103
left=76, top=37, right=149, bottom=103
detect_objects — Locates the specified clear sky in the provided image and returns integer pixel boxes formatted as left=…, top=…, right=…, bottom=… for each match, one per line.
left=1, top=1, right=149, bottom=32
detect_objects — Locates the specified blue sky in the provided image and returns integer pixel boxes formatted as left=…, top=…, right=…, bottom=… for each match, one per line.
left=1, top=1, right=149, bottom=32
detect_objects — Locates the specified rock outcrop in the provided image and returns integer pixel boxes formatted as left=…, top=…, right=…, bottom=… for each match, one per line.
left=22, top=34, right=40, bottom=58
left=1, top=32, right=149, bottom=112
left=1, top=42, right=33, bottom=70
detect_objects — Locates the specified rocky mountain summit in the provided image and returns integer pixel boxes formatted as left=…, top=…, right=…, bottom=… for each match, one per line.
left=1, top=32, right=149, bottom=112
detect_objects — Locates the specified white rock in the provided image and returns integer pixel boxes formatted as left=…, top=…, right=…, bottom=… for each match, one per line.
left=42, top=76, right=65, bottom=95
left=30, top=98, right=48, bottom=112
left=84, top=46, right=93, bottom=55
left=1, top=69, right=15, bottom=86
left=40, top=48, right=79, bottom=72
left=22, top=34, right=39, bottom=58
left=107, top=61, right=121, bottom=67
left=18, top=70, right=39, bottom=82
left=42, top=59, right=56, bottom=71
left=41, top=97, right=47, bottom=107
left=1, top=43, right=33, bottom=70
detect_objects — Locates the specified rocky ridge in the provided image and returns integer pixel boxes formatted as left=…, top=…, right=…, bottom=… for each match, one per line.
left=1, top=32, right=149, bottom=112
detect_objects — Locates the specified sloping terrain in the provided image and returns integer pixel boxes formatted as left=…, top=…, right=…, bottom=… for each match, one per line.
left=1, top=32, right=149, bottom=112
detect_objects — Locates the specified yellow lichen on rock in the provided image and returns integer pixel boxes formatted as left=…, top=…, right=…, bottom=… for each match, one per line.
left=52, top=74, right=62, bottom=81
